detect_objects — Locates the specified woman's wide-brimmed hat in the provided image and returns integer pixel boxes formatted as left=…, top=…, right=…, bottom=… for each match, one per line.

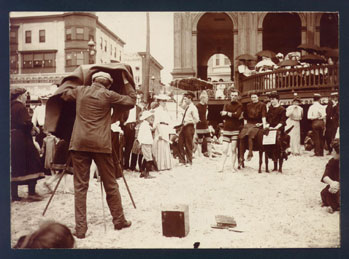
left=154, top=93, right=171, bottom=101
left=140, top=110, right=154, bottom=121
left=10, top=87, right=27, bottom=100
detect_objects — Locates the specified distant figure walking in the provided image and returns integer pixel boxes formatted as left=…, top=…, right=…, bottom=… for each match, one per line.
left=286, top=97, right=303, bottom=155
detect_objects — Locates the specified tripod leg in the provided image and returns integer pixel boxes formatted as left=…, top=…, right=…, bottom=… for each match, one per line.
left=95, top=168, right=107, bottom=233
left=120, top=168, right=137, bottom=209
left=112, top=144, right=136, bottom=209
left=42, top=170, right=66, bottom=216
left=42, top=155, right=72, bottom=216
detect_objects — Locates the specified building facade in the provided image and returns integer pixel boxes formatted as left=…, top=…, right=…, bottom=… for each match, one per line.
left=172, top=12, right=338, bottom=81
left=123, top=52, right=164, bottom=94
left=207, top=53, right=232, bottom=82
left=10, top=12, right=125, bottom=96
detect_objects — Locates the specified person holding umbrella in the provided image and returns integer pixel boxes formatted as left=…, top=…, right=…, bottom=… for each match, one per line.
left=61, top=71, right=135, bottom=238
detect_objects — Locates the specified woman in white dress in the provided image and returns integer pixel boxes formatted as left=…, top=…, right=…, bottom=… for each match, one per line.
left=286, top=97, right=303, bottom=155
left=152, top=94, right=173, bottom=170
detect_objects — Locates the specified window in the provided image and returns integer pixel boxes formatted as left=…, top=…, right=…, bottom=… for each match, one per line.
left=25, top=31, right=31, bottom=43
left=76, top=52, right=84, bottom=65
left=10, top=54, right=18, bottom=70
left=43, top=53, right=54, bottom=67
left=100, top=37, right=103, bottom=50
left=23, top=53, right=33, bottom=68
left=10, top=31, right=17, bottom=44
left=33, top=53, right=43, bottom=67
left=22, top=52, right=56, bottom=69
left=66, top=28, right=72, bottom=40
left=66, top=53, right=72, bottom=66
left=76, top=27, right=84, bottom=40
left=39, top=30, right=45, bottom=43
left=224, top=57, right=230, bottom=65
left=66, top=51, right=85, bottom=66
left=104, top=40, right=107, bottom=52
left=215, top=55, right=220, bottom=66
left=114, top=47, right=116, bottom=58
left=110, top=44, right=112, bottom=55
left=89, top=28, right=94, bottom=41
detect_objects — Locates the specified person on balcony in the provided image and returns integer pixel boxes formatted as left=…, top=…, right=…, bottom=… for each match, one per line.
left=215, top=79, right=226, bottom=100
left=238, top=61, right=253, bottom=80
left=239, top=92, right=267, bottom=162
left=276, top=53, right=284, bottom=63
left=286, top=96, right=303, bottom=156
left=325, top=92, right=339, bottom=155
left=218, top=89, right=243, bottom=172
left=307, top=93, right=326, bottom=157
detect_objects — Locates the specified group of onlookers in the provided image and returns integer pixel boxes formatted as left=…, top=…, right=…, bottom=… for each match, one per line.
left=10, top=67, right=340, bottom=247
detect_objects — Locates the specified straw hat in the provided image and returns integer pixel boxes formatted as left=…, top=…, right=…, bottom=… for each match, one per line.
left=140, top=110, right=154, bottom=121
left=154, top=93, right=170, bottom=101
left=10, top=87, right=27, bottom=101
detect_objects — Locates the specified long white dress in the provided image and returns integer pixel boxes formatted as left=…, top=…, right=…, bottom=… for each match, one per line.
left=152, top=106, right=173, bottom=170
left=286, top=105, right=303, bottom=155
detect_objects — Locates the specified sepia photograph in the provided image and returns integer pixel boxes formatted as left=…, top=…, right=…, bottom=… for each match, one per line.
left=9, top=11, right=340, bottom=249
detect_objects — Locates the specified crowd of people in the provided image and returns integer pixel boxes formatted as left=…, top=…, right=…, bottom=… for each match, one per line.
left=10, top=69, right=340, bottom=248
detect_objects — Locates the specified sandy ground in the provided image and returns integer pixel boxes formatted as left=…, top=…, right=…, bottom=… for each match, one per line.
left=11, top=145, right=340, bottom=249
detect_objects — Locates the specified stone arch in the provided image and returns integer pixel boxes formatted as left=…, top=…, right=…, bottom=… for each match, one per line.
left=315, top=12, right=324, bottom=28
left=258, top=12, right=306, bottom=29
left=192, top=12, right=237, bottom=32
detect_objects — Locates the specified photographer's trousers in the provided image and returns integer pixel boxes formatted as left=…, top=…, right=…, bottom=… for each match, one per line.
left=71, top=151, right=126, bottom=235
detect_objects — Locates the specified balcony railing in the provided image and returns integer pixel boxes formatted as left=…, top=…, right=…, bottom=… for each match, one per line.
left=236, top=64, right=339, bottom=96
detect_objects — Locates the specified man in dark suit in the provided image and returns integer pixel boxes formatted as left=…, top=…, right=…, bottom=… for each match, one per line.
left=325, top=92, right=339, bottom=155
left=61, top=71, right=136, bottom=238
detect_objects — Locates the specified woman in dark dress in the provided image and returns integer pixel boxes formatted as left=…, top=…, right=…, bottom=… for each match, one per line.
left=11, top=88, right=44, bottom=201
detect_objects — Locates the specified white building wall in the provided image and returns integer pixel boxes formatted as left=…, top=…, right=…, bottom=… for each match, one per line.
left=17, top=19, right=66, bottom=73
left=95, top=27, right=124, bottom=64
left=123, top=53, right=143, bottom=88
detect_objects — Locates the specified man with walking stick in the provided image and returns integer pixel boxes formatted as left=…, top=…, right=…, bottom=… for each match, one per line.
left=61, top=71, right=135, bottom=239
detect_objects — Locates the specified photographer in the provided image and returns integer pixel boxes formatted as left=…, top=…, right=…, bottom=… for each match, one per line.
left=61, top=71, right=136, bottom=238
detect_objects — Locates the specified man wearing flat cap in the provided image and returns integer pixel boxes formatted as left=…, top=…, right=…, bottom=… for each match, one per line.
left=325, top=92, right=339, bottom=155
left=307, top=93, right=326, bottom=156
left=178, top=91, right=199, bottom=166
left=61, top=71, right=136, bottom=238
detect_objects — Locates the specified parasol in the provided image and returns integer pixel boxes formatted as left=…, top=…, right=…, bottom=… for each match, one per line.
left=235, top=54, right=256, bottom=61
left=278, top=59, right=299, bottom=67
left=300, top=54, right=327, bottom=64
left=297, top=44, right=320, bottom=53
left=255, top=58, right=277, bottom=68
left=256, top=50, right=276, bottom=59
